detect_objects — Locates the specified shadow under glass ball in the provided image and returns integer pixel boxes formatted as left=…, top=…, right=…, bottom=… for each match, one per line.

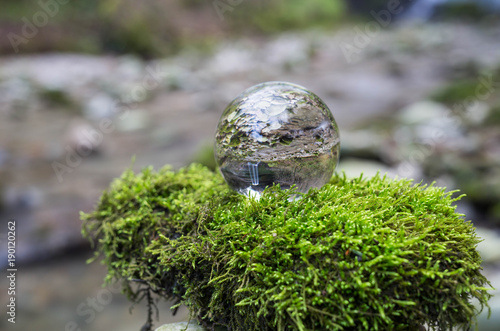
left=215, top=81, right=340, bottom=197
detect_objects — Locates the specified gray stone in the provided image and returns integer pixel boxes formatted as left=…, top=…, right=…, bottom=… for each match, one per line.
left=263, top=34, right=310, bottom=69
left=395, top=100, right=466, bottom=150
left=393, top=161, right=424, bottom=181
left=84, top=93, right=117, bottom=120
left=464, top=101, right=490, bottom=125
left=475, top=227, right=500, bottom=264
left=0, top=77, right=37, bottom=115
left=64, top=120, right=102, bottom=154
left=475, top=270, right=500, bottom=330
left=117, top=110, right=150, bottom=132
left=340, top=130, right=385, bottom=159
left=398, top=101, right=450, bottom=126
left=155, top=321, right=205, bottom=331
left=336, top=158, right=392, bottom=179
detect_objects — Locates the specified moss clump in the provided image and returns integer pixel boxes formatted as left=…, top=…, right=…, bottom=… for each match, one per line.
left=82, top=164, right=491, bottom=331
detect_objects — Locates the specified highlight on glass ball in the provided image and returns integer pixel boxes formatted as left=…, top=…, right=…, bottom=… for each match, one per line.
left=214, top=81, right=340, bottom=197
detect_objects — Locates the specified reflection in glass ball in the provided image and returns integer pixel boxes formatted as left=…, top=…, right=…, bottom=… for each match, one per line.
left=214, top=81, right=340, bottom=197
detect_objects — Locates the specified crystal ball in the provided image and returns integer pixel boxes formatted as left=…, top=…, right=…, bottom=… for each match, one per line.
left=214, top=81, right=340, bottom=197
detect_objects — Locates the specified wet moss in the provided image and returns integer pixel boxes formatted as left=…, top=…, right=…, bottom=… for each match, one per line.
left=82, top=164, right=492, bottom=331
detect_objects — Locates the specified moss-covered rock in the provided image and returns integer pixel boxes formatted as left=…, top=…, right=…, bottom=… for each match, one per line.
left=82, top=164, right=491, bottom=331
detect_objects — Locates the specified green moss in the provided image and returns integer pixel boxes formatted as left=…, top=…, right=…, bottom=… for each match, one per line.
left=431, top=80, right=479, bottom=105
left=235, top=0, right=345, bottom=33
left=82, top=164, right=492, bottom=331
left=38, top=88, right=76, bottom=109
left=485, top=105, right=500, bottom=126
left=434, top=3, right=489, bottom=20
left=431, top=66, right=500, bottom=106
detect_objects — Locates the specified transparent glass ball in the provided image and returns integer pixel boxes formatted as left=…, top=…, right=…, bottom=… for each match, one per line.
left=214, top=81, right=340, bottom=197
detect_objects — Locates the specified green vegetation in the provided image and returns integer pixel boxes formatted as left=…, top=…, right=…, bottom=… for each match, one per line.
left=82, top=164, right=491, bottom=331
left=424, top=66, right=500, bottom=224
left=231, top=0, right=345, bottom=33
left=38, top=87, right=75, bottom=109
left=433, top=3, right=490, bottom=20
left=431, top=67, right=500, bottom=106
left=485, top=105, right=500, bottom=126
left=1, top=0, right=345, bottom=57
left=431, top=79, right=480, bottom=105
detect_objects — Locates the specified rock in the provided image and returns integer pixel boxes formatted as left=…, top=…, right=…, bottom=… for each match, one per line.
left=394, top=161, right=424, bottom=181
left=64, top=120, right=102, bottom=155
left=475, top=270, right=500, bottom=330
left=463, top=101, right=490, bottom=125
left=0, top=149, right=9, bottom=166
left=155, top=322, right=205, bottom=331
left=336, top=158, right=392, bottom=179
left=115, top=55, right=145, bottom=82
left=191, top=90, right=220, bottom=113
left=83, top=93, right=117, bottom=120
left=117, top=109, right=150, bottom=132
left=475, top=227, right=500, bottom=264
left=0, top=77, right=37, bottom=116
left=476, top=294, right=500, bottom=331
left=398, top=101, right=450, bottom=126
left=340, top=130, right=385, bottom=161
left=396, top=100, right=465, bottom=149
left=3, top=186, right=42, bottom=211
left=154, top=321, right=229, bottom=331
left=263, top=34, right=310, bottom=70
left=207, top=43, right=256, bottom=77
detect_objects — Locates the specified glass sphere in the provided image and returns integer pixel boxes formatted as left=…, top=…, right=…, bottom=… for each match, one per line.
left=214, top=81, right=340, bottom=197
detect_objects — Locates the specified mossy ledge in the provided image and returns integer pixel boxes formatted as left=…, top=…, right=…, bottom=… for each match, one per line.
left=81, top=164, right=492, bottom=331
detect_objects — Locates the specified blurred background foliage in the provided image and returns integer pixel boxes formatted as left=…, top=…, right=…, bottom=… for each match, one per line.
left=1, top=0, right=347, bottom=57
left=1, top=0, right=496, bottom=57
